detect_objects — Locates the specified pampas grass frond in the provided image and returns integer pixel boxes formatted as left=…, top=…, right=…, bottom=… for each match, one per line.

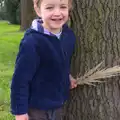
left=77, top=62, right=120, bottom=86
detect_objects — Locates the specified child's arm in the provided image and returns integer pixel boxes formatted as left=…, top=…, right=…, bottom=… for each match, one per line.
left=11, top=37, right=40, bottom=116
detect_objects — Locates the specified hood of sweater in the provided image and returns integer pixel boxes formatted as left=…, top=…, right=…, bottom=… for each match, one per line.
left=31, top=19, right=62, bottom=39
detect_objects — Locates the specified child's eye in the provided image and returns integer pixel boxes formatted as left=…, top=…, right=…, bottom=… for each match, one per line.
left=46, top=7, right=53, bottom=9
left=61, top=6, right=67, bottom=9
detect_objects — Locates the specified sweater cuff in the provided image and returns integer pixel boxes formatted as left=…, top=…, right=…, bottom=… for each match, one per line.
left=11, top=104, right=28, bottom=115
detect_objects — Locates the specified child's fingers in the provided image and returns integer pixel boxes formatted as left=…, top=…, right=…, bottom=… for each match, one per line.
left=70, top=81, right=77, bottom=89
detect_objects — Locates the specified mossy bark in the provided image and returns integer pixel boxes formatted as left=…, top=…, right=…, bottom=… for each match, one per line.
left=64, top=0, right=120, bottom=120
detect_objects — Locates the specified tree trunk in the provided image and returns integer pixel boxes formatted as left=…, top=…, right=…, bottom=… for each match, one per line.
left=20, top=0, right=35, bottom=31
left=64, top=0, right=120, bottom=120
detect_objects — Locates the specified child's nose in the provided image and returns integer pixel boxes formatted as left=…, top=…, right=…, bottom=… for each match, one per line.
left=54, top=8, right=61, bottom=16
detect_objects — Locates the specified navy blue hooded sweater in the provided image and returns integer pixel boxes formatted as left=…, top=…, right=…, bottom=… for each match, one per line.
left=10, top=23, right=76, bottom=115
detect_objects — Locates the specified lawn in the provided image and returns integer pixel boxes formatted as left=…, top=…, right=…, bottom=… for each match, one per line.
left=0, top=21, right=24, bottom=119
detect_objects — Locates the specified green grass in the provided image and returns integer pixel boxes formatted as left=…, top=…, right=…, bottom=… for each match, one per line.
left=0, top=21, right=24, bottom=119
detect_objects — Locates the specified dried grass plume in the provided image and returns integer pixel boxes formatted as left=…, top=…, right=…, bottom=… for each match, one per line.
left=77, top=62, right=120, bottom=86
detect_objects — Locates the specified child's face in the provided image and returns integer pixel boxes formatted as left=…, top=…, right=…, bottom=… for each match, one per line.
left=36, top=0, right=69, bottom=33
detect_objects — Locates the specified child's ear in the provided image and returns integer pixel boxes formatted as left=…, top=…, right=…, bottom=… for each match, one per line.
left=34, top=4, right=41, bottom=17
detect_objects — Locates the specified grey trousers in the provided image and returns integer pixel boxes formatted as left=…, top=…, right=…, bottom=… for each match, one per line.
left=28, top=108, right=63, bottom=120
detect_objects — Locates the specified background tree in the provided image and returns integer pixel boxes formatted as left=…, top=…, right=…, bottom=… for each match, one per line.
left=20, top=0, right=35, bottom=31
left=5, top=0, right=20, bottom=24
left=0, top=0, right=6, bottom=20
left=63, top=0, right=120, bottom=120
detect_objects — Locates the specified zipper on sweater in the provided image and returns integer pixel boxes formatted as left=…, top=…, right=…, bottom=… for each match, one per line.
left=61, top=46, right=66, bottom=61
left=53, top=35, right=66, bottom=62
left=53, top=37, right=66, bottom=104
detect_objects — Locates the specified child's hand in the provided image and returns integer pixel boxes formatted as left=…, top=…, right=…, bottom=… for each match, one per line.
left=70, top=79, right=77, bottom=89
left=15, top=114, right=28, bottom=120
left=69, top=75, right=77, bottom=89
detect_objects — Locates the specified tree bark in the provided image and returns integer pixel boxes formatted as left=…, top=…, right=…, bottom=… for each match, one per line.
left=64, top=0, right=120, bottom=120
left=20, top=0, right=35, bottom=31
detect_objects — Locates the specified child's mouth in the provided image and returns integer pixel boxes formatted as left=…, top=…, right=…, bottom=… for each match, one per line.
left=51, top=19, right=63, bottom=21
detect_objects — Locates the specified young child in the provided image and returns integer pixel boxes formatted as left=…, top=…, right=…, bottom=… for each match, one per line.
left=10, top=0, right=77, bottom=119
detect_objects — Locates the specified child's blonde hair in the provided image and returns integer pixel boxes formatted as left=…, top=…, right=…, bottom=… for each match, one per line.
left=33, top=0, right=73, bottom=10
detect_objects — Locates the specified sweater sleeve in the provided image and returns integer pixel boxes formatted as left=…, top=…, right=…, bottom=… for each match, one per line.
left=69, top=31, right=76, bottom=74
left=10, top=38, right=40, bottom=115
